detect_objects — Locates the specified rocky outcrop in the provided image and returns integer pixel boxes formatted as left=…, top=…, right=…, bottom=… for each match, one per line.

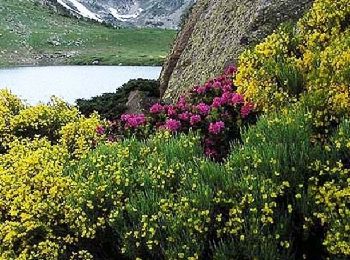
left=161, top=0, right=313, bottom=101
left=125, top=90, right=159, bottom=114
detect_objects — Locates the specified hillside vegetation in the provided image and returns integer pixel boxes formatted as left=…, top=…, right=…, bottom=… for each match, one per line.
left=0, top=0, right=176, bottom=66
left=0, top=0, right=349, bottom=259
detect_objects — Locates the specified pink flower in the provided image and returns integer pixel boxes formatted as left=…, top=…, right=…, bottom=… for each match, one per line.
left=150, top=103, right=164, bottom=114
left=178, top=112, right=191, bottom=121
left=220, top=92, right=233, bottom=105
left=166, top=105, right=177, bottom=116
left=241, top=103, right=254, bottom=118
left=225, top=65, right=237, bottom=75
left=196, top=103, right=211, bottom=115
left=165, top=119, right=182, bottom=132
left=222, top=84, right=232, bottom=92
left=212, top=97, right=222, bottom=108
left=209, top=121, right=225, bottom=135
left=96, top=125, right=105, bottom=135
left=121, top=114, right=146, bottom=128
left=213, top=81, right=222, bottom=89
left=190, top=115, right=201, bottom=126
left=196, top=86, right=206, bottom=94
left=231, top=93, right=244, bottom=104
left=205, top=147, right=218, bottom=157
left=177, top=96, right=188, bottom=110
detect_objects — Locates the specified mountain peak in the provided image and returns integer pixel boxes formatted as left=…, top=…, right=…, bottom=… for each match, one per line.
left=43, top=0, right=195, bottom=29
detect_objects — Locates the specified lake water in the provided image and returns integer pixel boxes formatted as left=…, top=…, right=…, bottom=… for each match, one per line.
left=0, top=66, right=162, bottom=104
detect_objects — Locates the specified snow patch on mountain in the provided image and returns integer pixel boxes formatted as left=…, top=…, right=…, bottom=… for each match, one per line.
left=109, top=7, right=143, bottom=22
left=46, top=0, right=195, bottom=29
left=66, top=0, right=102, bottom=22
left=57, top=0, right=73, bottom=11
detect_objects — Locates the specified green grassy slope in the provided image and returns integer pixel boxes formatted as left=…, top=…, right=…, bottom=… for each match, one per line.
left=0, top=0, right=176, bottom=66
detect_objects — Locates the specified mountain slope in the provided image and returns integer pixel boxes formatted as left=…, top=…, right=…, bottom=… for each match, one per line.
left=0, top=0, right=176, bottom=66
left=42, top=0, right=195, bottom=29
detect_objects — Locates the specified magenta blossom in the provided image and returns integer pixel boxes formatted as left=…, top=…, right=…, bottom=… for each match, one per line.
left=220, top=92, right=233, bottom=105
left=241, top=102, right=254, bottom=118
left=178, top=111, right=191, bottom=121
left=222, top=84, right=233, bottom=92
left=212, top=97, right=222, bottom=108
left=196, top=103, right=211, bottom=115
left=166, top=105, right=177, bottom=116
left=205, top=147, right=218, bottom=158
left=225, top=65, right=237, bottom=75
left=96, top=125, right=105, bottom=135
left=150, top=103, right=164, bottom=114
left=231, top=93, right=245, bottom=104
left=209, top=121, right=225, bottom=135
left=121, top=114, right=146, bottom=128
left=177, top=96, right=188, bottom=110
left=196, top=86, right=206, bottom=94
left=190, top=115, right=201, bottom=126
left=213, top=81, right=222, bottom=89
left=165, top=119, right=182, bottom=132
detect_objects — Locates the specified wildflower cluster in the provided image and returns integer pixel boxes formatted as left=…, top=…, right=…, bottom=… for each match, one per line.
left=101, top=66, right=257, bottom=160
left=1, top=1, right=350, bottom=258
left=0, top=89, right=24, bottom=152
left=309, top=119, right=350, bottom=256
left=10, top=97, right=79, bottom=142
left=236, top=0, right=350, bottom=136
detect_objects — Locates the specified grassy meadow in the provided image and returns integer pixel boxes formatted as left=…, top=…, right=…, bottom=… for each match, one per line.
left=0, top=0, right=176, bottom=66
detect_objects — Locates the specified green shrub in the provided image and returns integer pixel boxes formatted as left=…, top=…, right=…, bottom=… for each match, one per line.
left=76, top=79, right=160, bottom=120
left=309, top=119, right=350, bottom=257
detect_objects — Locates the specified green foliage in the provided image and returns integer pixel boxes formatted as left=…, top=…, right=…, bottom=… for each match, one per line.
left=1, top=1, right=350, bottom=258
left=76, top=79, right=160, bottom=120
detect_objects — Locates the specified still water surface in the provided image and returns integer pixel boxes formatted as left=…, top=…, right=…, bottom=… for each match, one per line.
left=0, top=66, right=162, bottom=104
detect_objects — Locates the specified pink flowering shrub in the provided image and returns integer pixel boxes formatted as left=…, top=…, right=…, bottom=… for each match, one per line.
left=98, top=66, right=257, bottom=160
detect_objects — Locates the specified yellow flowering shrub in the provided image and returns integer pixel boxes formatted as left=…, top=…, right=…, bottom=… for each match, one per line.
left=0, top=138, right=74, bottom=259
left=309, top=119, right=350, bottom=257
left=10, top=97, right=79, bottom=142
left=0, top=98, right=348, bottom=258
left=236, top=0, right=350, bottom=119
left=59, top=113, right=102, bottom=158
left=0, top=90, right=24, bottom=152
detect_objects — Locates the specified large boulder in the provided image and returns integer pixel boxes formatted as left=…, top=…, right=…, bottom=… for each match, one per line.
left=160, top=0, right=313, bottom=101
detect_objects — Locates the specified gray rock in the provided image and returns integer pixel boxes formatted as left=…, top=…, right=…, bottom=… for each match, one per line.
left=160, top=0, right=313, bottom=101
left=125, top=90, right=159, bottom=114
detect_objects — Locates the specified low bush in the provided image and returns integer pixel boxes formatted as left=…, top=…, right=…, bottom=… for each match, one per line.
left=76, top=79, right=160, bottom=120
left=0, top=89, right=25, bottom=153
left=236, top=0, right=350, bottom=136
left=59, top=113, right=103, bottom=158
left=102, top=66, right=258, bottom=160
left=10, top=97, right=79, bottom=142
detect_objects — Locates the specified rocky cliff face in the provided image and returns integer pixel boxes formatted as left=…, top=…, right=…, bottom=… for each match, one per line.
left=41, top=0, right=194, bottom=29
left=160, top=0, right=313, bottom=101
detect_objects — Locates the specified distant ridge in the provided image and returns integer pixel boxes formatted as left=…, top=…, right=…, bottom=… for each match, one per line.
left=41, top=0, right=195, bottom=29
